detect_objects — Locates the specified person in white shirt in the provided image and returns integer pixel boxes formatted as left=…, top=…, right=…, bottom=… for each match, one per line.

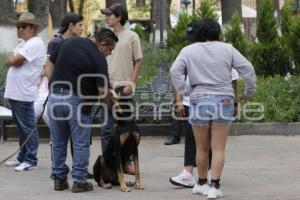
left=4, top=12, right=46, bottom=172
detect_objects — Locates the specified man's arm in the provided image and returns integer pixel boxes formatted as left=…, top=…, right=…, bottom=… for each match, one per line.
left=45, top=58, right=54, bottom=80
left=123, top=59, right=142, bottom=95
left=5, top=53, right=26, bottom=67
left=98, top=86, right=110, bottom=106
left=130, top=59, right=142, bottom=83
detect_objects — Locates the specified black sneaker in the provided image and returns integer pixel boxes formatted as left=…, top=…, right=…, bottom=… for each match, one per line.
left=54, top=176, right=69, bottom=191
left=72, top=181, right=93, bottom=193
left=164, top=137, right=180, bottom=145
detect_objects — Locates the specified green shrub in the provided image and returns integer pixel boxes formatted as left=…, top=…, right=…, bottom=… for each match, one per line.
left=286, top=16, right=300, bottom=74
left=250, top=0, right=290, bottom=76
left=167, top=0, right=218, bottom=53
left=194, top=0, right=218, bottom=21
left=224, top=12, right=250, bottom=57
left=137, top=41, right=177, bottom=86
left=166, top=12, right=191, bottom=54
left=133, top=23, right=149, bottom=42
left=237, top=75, right=300, bottom=122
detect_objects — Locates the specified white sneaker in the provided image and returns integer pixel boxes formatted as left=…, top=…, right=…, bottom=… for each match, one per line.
left=170, top=169, right=196, bottom=188
left=207, top=187, right=223, bottom=199
left=5, top=159, right=21, bottom=167
left=192, top=183, right=210, bottom=196
left=14, top=162, right=37, bottom=172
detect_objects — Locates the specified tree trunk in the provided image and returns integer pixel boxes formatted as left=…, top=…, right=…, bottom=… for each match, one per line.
left=68, top=0, right=75, bottom=12
left=106, top=0, right=127, bottom=9
left=153, top=0, right=167, bottom=46
left=0, top=0, right=16, bottom=25
left=28, top=0, right=50, bottom=29
left=221, top=0, right=242, bottom=25
left=78, top=0, right=85, bottom=15
left=50, top=0, right=67, bottom=28
left=166, top=0, right=172, bottom=28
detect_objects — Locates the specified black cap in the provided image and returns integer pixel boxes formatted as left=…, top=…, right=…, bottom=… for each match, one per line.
left=58, top=13, right=83, bottom=34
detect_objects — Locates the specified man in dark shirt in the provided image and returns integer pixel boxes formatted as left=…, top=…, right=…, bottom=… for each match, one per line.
left=46, top=28, right=118, bottom=193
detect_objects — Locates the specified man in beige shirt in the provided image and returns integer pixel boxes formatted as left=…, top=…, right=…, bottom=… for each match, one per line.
left=100, top=3, right=143, bottom=173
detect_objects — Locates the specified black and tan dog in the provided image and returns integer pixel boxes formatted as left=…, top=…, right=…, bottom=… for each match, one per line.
left=93, top=87, right=143, bottom=192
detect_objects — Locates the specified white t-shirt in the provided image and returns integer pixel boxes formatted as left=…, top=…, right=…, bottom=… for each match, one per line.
left=4, top=37, right=46, bottom=102
left=182, top=69, right=239, bottom=107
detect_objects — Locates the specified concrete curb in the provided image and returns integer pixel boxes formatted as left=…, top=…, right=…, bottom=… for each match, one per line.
left=2, top=122, right=300, bottom=139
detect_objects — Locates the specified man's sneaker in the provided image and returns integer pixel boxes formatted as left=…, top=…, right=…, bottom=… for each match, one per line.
left=72, top=181, right=93, bottom=193
left=207, top=187, right=223, bottom=199
left=54, top=176, right=69, bottom=191
left=170, top=169, right=196, bottom=188
left=14, top=162, right=37, bottom=171
left=192, top=183, right=210, bottom=196
left=5, top=160, right=21, bottom=167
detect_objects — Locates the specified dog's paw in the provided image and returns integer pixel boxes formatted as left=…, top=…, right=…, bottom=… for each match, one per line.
left=120, top=186, right=131, bottom=192
left=135, top=183, right=144, bottom=190
left=102, top=183, right=112, bottom=189
left=126, top=181, right=135, bottom=187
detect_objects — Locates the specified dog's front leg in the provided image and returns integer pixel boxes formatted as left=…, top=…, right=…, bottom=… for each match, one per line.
left=100, top=157, right=112, bottom=189
left=117, top=162, right=130, bottom=192
left=133, top=151, right=144, bottom=190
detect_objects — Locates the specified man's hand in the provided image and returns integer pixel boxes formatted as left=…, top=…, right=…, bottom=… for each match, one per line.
left=175, top=102, right=185, bottom=117
left=5, top=53, right=14, bottom=67
left=122, top=82, right=135, bottom=96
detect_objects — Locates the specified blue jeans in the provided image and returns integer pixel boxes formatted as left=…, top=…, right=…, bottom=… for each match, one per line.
left=9, top=99, right=39, bottom=166
left=47, top=88, right=92, bottom=182
left=100, top=108, right=115, bottom=153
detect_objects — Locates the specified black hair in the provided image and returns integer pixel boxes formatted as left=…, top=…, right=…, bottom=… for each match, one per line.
left=112, top=4, right=128, bottom=26
left=195, top=19, right=221, bottom=42
left=59, top=13, right=84, bottom=34
left=94, top=28, right=118, bottom=45
left=186, top=20, right=204, bottom=42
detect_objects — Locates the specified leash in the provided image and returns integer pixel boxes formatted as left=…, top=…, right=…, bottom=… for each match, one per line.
left=0, top=95, right=105, bottom=167
left=0, top=95, right=49, bottom=167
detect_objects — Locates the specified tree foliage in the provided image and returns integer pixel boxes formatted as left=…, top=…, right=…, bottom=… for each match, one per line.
left=224, top=12, right=248, bottom=57
left=250, top=0, right=290, bottom=76
left=256, top=0, right=278, bottom=44
left=167, top=0, right=219, bottom=53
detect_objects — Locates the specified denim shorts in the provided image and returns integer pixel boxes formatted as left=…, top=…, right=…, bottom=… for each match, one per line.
left=189, top=95, right=234, bottom=126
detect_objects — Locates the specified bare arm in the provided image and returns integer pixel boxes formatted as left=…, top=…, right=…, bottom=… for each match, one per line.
left=45, top=58, right=54, bottom=80
left=5, top=53, right=26, bottom=67
left=123, top=59, right=143, bottom=95
left=130, top=59, right=142, bottom=84
left=98, top=86, right=110, bottom=106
